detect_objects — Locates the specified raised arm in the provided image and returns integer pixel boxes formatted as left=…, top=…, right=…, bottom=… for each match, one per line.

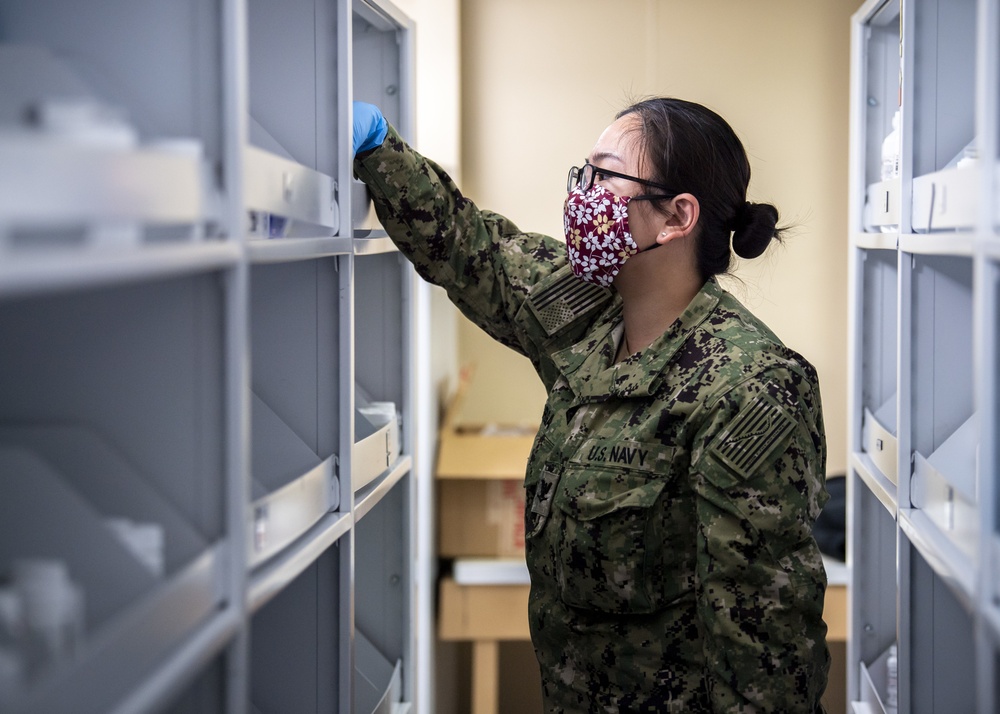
left=352, top=102, right=572, bottom=362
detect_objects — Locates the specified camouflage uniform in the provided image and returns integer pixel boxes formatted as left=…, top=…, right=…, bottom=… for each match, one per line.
left=355, top=127, right=830, bottom=713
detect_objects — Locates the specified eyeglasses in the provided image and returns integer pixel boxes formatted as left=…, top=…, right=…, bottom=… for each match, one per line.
left=566, top=162, right=677, bottom=201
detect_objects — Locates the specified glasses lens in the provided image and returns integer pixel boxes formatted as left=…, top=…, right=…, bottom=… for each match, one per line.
left=567, top=167, right=579, bottom=193
left=580, top=164, right=594, bottom=192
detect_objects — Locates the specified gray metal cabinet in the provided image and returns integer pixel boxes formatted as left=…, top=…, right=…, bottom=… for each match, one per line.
left=847, top=0, right=999, bottom=711
left=0, top=0, right=420, bottom=712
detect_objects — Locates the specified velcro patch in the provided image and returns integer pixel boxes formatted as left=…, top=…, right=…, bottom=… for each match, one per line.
left=709, top=394, right=796, bottom=478
left=527, top=271, right=608, bottom=336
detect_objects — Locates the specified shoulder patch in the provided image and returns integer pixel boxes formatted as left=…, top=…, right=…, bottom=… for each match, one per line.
left=526, top=271, right=609, bottom=336
left=709, top=393, right=796, bottom=479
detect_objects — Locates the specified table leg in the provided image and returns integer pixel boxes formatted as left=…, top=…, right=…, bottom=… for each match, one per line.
left=472, top=639, right=500, bottom=714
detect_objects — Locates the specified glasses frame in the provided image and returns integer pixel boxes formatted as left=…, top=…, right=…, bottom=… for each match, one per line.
left=567, top=162, right=678, bottom=202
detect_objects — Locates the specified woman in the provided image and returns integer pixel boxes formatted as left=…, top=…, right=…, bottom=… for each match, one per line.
left=353, top=97, right=830, bottom=713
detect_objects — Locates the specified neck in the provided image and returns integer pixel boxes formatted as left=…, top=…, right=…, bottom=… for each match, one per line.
left=614, top=239, right=702, bottom=354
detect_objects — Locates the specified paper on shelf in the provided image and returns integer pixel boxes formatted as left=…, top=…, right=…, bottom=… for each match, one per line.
left=453, top=558, right=530, bottom=586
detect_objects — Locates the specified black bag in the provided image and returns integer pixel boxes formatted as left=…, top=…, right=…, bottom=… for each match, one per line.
left=814, top=475, right=846, bottom=562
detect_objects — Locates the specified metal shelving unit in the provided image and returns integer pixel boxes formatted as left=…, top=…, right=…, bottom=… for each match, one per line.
left=0, top=0, right=421, bottom=712
left=848, top=0, right=998, bottom=711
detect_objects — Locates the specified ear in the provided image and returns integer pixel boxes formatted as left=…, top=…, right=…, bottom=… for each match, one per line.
left=656, top=193, right=700, bottom=245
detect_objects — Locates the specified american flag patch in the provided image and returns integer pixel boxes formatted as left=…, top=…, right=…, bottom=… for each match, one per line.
left=527, top=272, right=608, bottom=335
left=710, top=394, right=796, bottom=478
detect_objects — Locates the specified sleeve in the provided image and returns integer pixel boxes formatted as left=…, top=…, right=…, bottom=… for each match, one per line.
left=353, top=125, right=567, bottom=361
left=689, top=364, right=831, bottom=713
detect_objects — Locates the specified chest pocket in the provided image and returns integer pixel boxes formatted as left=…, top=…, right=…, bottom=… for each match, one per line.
left=553, top=468, right=670, bottom=614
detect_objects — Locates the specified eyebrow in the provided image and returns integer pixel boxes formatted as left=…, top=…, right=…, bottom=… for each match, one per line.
left=586, top=151, right=625, bottom=166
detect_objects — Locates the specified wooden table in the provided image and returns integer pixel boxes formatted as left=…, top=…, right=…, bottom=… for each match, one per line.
left=438, top=576, right=848, bottom=714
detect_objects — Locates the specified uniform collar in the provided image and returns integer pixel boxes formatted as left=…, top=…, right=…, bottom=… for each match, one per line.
left=551, top=278, right=723, bottom=402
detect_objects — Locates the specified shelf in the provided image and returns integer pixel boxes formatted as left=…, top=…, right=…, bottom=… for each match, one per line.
left=250, top=391, right=327, bottom=492
left=0, top=133, right=218, bottom=229
left=250, top=543, right=341, bottom=712
left=0, top=9, right=226, bottom=165
left=853, top=231, right=898, bottom=250
left=353, top=234, right=397, bottom=255
left=248, top=510, right=351, bottom=613
left=904, top=517, right=978, bottom=712
left=351, top=179, right=383, bottom=235
left=910, top=254, right=974, bottom=459
left=113, top=614, right=235, bottom=714
left=1, top=534, right=230, bottom=714
left=354, top=406, right=402, bottom=493
left=862, top=406, right=898, bottom=486
left=984, top=604, right=1000, bottom=648
left=858, top=252, right=897, bottom=442
left=0, top=439, right=226, bottom=706
left=247, top=237, right=352, bottom=264
left=0, top=274, right=229, bottom=546
left=856, top=0, right=901, bottom=190
left=354, top=255, right=408, bottom=417
left=243, top=146, right=339, bottom=232
left=0, top=241, right=239, bottom=299
left=911, top=449, right=978, bottom=561
left=355, top=628, right=402, bottom=714
left=994, top=166, right=1000, bottom=230
left=249, top=455, right=338, bottom=569
left=854, top=644, right=893, bottom=714
left=0, top=445, right=179, bottom=619
left=983, top=536, right=1000, bottom=640
left=910, top=166, right=978, bottom=233
left=910, top=0, right=976, bottom=178
left=899, top=508, right=975, bottom=611
left=914, top=414, right=977, bottom=503
left=908, top=415, right=978, bottom=571
left=354, top=456, right=412, bottom=522
left=863, top=179, right=901, bottom=232
left=249, top=259, right=340, bottom=520
left=0, top=425, right=209, bottom=576
left=983, top=236, right=1000, bottom=260
left=849, top=0, right=994, bottom=706
left=899, top=233, right=976, bottom=256
left=852, top=451, right=898, bottom=517
left=246, top=0, right=338, bottom=178
left=0, top=0, right=422, bottom=710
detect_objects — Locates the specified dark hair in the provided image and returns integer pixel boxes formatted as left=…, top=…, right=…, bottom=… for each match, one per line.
left=616, top=97, right=784, bottom=281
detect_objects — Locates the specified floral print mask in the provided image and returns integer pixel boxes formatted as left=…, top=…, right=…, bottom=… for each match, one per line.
left=563, top=184, right=643, bottom=287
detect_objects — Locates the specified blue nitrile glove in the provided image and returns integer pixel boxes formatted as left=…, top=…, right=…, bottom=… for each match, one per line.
left=353, top=101, right=388, bottom=155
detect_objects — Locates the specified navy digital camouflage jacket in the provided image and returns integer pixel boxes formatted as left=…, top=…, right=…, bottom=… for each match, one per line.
left=355, top=126, right=830, bottom=713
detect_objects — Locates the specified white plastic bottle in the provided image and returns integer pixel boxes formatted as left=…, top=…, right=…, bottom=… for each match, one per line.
left=881, top=110, right=901, bottom=181
left=106, top=517, right=166, bottom=578
left=12, top=560, right=85, bottom=675
left=885, top=644, right=898, bottom=714
left=0, top=588, right=24, bottom=697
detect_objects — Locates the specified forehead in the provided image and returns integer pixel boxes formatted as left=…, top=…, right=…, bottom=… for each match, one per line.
left=588, top=114, right=645, bottom=170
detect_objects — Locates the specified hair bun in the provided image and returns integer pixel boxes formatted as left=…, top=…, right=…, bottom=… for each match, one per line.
left=731, top=202, right=779, bottom=259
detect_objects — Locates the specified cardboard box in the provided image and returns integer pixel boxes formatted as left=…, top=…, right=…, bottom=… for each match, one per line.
left=438, top=479, right=525, bottom=558
left=438, top=576, right=531, bottom=641
left=436, top=426, right=537, bottom=481
left=435, top=370, right=537, bottom=558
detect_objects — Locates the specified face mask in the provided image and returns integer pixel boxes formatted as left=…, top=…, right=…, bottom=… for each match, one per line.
left=563, top=184, right=646, bottom=287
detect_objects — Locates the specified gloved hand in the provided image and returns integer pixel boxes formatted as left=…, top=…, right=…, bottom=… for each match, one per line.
left=353, top=101, right=388, bottom=155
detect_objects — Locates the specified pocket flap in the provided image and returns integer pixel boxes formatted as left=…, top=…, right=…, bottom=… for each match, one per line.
left=556, top=470, right=667, bottom=521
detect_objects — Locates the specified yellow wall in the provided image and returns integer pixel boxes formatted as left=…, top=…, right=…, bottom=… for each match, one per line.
left=457, top=0, right=856, bottom=476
